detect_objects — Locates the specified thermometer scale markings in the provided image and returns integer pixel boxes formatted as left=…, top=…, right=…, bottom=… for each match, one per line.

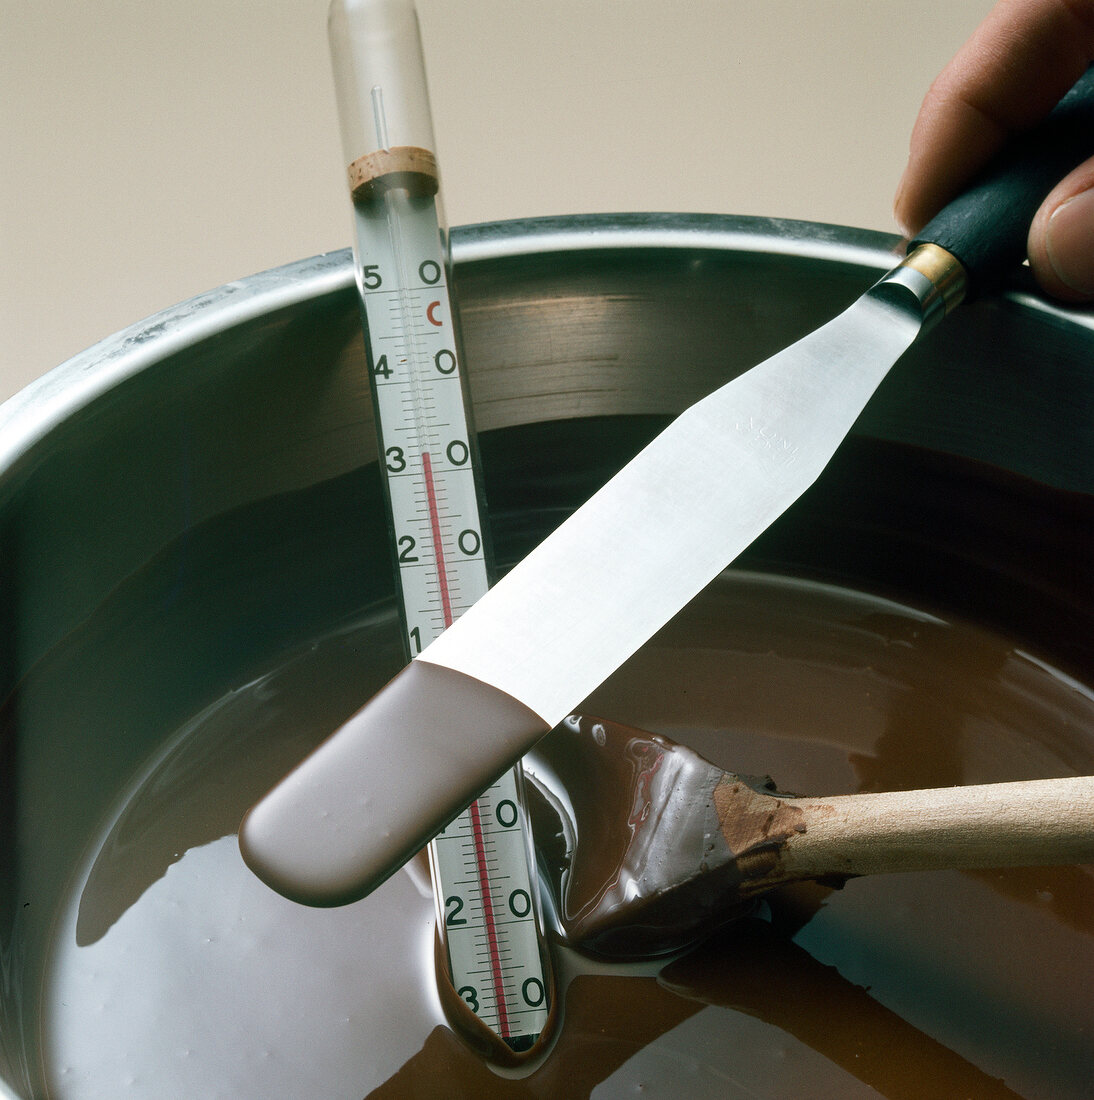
left=466, top=798, right=510, bottom=1038
left=325, top=0, right=549, bottom=1049
left=354, top=188, right=548, bottom=1046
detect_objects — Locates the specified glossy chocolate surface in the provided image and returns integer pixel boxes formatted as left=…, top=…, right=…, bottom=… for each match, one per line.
left=8, top=430, right=1093, bottom=1097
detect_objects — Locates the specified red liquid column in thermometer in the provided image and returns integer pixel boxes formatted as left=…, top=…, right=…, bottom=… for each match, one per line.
left=351, top=179, right=550, bottom=1049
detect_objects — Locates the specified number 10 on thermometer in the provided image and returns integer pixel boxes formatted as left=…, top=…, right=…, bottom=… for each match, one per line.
left=329, top=0, right=551, bottom=1051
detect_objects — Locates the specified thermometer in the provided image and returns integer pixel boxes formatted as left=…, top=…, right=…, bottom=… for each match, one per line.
left=328, top=0, right=551, bottom=1050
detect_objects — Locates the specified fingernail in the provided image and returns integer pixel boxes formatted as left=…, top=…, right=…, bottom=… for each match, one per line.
left=1044, top=189, right=1094, bottom=295
left=892, top=171, right=914, bottom=238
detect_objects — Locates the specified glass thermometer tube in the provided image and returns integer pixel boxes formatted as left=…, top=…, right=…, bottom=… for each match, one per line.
left=328, top=0, right=551, bottom=1051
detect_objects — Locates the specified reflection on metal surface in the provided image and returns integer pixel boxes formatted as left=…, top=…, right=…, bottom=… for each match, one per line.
left=1, top=215, right=1092, bottom=1097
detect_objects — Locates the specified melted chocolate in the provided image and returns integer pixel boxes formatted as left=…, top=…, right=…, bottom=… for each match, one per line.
left=239, top=659, right=550, bottom=907
left=12, top=436, right=1094, bottom=1098
left=523, top=717, right=767, bottom=958
left=29, top=570, right=1094, bottom=1098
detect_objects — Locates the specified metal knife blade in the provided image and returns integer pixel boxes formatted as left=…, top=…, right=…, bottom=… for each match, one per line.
left=238, top=249, right=954, bottom=906
left=422, top=282, right=926, bottom=726
left=240, top=67, right=1094, bottom=906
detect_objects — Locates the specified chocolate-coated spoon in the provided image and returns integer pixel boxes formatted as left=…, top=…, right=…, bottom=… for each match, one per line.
left=526, top=716, right=1094, bottom=958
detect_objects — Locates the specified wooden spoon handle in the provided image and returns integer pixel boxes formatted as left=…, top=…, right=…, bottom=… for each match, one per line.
left=780, top=775, right=1094, bottom=881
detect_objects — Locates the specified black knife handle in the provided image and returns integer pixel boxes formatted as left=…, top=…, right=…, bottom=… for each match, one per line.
left=911, top=65, right=1094, bottom=298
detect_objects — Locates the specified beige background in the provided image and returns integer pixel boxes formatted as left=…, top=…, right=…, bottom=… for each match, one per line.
left=2, top=0, right=995, bottom=404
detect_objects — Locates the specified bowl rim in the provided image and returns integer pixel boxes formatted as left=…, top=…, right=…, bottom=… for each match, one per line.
left=2, top=212, right=1089, bottom=485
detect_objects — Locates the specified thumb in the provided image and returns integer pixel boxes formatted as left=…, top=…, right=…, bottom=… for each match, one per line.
left=1028, top=157, right=1094, bottom=302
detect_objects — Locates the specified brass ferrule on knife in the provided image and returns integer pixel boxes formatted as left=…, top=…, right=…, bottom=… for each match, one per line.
left=873, top=243, right=967, bottom=331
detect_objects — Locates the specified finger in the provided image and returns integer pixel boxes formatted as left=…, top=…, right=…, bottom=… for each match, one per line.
left=895, top=0, right=1094, bottom=235
left=1028, top=155, right=1094, bottom=300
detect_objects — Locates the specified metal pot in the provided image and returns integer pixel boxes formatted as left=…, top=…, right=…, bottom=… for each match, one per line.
left=2, top=214, right=1091, bottom=1097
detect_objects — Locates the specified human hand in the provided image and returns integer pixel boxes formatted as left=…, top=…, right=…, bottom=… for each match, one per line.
left=894, top=0, right=1094, bottom=302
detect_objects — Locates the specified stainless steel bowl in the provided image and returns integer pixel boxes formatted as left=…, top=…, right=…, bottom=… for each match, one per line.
left=2, top=214, right=1092, bottom=1098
